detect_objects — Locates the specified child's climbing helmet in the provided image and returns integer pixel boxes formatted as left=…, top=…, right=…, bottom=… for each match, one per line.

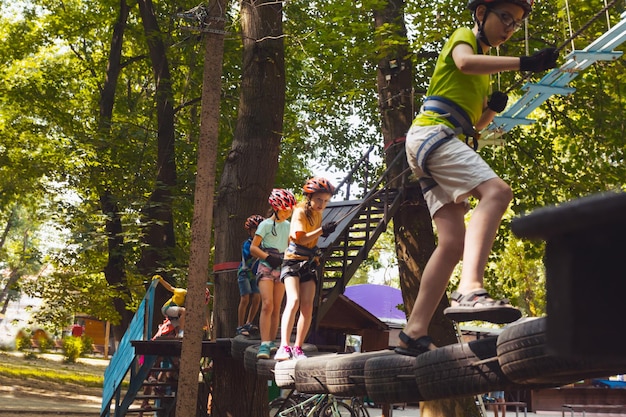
left=268, top=188, right=297, bottom=211
left=244, top=214, right=264, bottom=230
left=467, top=0, right=533, bottom=17
left=303, top=177, right=336, bottom=195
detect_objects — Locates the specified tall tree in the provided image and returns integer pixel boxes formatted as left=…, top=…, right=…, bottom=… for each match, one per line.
left=211, top=0, right=286, bottom=413
left=97, top=0, right=134, bottom=341
left=373, top=1, right=473, bottom=416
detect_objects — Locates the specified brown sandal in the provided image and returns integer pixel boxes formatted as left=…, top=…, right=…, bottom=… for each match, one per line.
left=444, top=289, right=522, bottom=324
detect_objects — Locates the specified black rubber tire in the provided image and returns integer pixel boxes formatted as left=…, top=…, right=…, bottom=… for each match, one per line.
left=415, top=336, right=515, bottom=400
left=364, top=353, right=422, bottom=404
left=268, top=396, right=298, bottom=417
left=243, top=345, right=276, bottom=379
left=326, top=350, right=395, bottom=396
left=318, top=400, right=355, bottom=417
left=497, top=317, right=626, bottom=386
left=230, top=335, right=259, bottom=360
left=275, top=359, right=297, bottom=389
left=349, top=399, right=371, bottom=417
left=295, top=353, right=340, bottom=393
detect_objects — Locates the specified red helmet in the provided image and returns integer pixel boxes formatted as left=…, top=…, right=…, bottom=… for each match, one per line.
left=268, top=188, right=297, bottom=211
left=302, top=177, right=335, bottom=195
left=467, top=0, right=533, bottom=17
left=244, top=214, right=264, bottom=230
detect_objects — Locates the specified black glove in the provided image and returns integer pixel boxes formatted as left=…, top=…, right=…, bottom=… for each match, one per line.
left=520, top=47, right=559, bottom=73
left=487, top=91, right=508, bottom=113
left=265, top=253, right=282, bottom=269
left=321, top=221, right=338, bottom=238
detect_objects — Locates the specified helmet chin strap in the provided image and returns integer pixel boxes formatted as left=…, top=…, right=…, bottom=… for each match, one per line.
left=477, top=9, right=492, bottom=49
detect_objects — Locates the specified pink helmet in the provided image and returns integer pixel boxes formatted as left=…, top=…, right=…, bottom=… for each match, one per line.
left=302, top=177, right=335, bottom=195
left=268, top=188, right=296, bottom=211
left=244, top=214, right=264, bottom=230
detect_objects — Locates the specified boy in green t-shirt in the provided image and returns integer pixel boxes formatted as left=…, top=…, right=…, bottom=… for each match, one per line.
left=397, top=0, right=558, bottom=356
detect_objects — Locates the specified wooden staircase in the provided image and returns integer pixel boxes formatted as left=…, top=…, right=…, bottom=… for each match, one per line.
left=102, top=147, right=409, bottom=416
left=125, top=358, right=178, bottom=415
left=312, top=149, right=408, bottom=328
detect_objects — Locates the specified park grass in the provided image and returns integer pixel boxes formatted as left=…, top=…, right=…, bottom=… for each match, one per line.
left=0, top=351, right=106, bottom=388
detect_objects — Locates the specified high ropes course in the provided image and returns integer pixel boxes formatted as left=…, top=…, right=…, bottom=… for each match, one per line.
left=480, top=5, right=626, bottom=147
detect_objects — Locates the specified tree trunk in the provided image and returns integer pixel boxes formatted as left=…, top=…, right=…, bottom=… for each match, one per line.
left=373, top=1, right=478, bottom=416
left=136, top=0, right=178, bottom=282
left=211, top=0, right=285, bottom=414
left=175, top=0, right=229, bottom=414
left=97, top=0, right=134, bottom=341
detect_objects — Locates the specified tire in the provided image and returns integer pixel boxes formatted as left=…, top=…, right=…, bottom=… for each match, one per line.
left=497, top=317, right=626, bottom=386
left=364, top=353, right=422, bottom=404
left=349, top=398, right=371, bottom=417
left=295, top=353, right=340, bottom=393
left=269, top=396, right=298, bottom=417
left=275, top=359, right=297, bottom=389
left=230, top=335, right=259, bottom=360
left=318, top=400, right=355, bottom=417
left=326, top=350, right=395, bottom=396
left=244, top=345, right=276, bottom=379
left=415, top=336, right=515, bottom=400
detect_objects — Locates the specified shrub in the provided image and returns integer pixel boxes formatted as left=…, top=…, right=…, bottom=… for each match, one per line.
left=62, top=336, right=83, bottom=363
left=80, top=334, right=94, bottom=356
left=15, top=333, right=32, bottom=352
left=35, top=333, right=54, bottom=353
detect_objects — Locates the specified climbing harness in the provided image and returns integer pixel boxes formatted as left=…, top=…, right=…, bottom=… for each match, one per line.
left=286, top=242, right=322, bottom=261
left=422, top=96, right=479, bottom=150
left=422, top=96, right=477, bottom=138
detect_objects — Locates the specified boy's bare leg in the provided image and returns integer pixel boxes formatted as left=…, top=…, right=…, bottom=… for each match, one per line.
left=237, top=294, right=250, bottom=327
left=246, top=293, right=261, bottom=325
left=398, top=202, right=466, bottom=346
left=457, top=178, right=512, bottom=295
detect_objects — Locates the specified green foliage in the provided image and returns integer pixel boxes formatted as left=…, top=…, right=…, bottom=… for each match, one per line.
left=35, top=332, right=54, bottom=353
left=62, top=336, right=83, bottom=363
left=15, top=333, right=31, bottom=353
left=1, top=0, right=625, bottom=334
left=80, top=335, right=95, bottom=356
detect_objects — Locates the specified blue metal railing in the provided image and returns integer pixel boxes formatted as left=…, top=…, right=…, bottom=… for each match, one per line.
left=480, top=10, right=626, bottom=146
left=100, top=279, right=158, bottom=417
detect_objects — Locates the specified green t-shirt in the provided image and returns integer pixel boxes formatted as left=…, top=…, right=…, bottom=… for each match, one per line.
left=413, top=27, right=489, bottom=129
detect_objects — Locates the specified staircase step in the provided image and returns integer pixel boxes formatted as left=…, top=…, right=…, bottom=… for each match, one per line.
left=142, top=380, right=178, bottom=386
left=126, top=406, right=166, bottom=414
left=135, top=394, right=176, bottom=400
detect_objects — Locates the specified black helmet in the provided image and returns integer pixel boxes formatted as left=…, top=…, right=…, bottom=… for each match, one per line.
left=467, top=0, right=533, bottom=18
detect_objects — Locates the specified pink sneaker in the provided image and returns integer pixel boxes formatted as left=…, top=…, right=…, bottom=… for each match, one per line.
left=292, top=345, right=307, bottom=360
left=274, top=345, right=292, bottom=361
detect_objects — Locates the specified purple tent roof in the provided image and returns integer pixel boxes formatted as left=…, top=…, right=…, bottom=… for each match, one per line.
left=344, top=284, right=406, bottom=325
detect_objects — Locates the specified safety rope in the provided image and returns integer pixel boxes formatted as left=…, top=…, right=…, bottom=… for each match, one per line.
left=504, top=0, right=620, bottom=94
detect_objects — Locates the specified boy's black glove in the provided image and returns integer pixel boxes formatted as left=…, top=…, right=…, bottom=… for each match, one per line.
left=321, top=221, right=338, bottom=237
left=520, top=47, right=559, bottom=72
left=487, top=91, right=508, bottom=113
left=265, top=254, right=282, bottom=269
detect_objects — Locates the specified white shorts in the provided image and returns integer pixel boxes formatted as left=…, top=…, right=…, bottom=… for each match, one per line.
left=405, top=124, right=498, bottom=216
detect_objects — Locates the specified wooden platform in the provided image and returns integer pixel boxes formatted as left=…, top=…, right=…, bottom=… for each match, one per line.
left=131, top=338, right=231, bottom=358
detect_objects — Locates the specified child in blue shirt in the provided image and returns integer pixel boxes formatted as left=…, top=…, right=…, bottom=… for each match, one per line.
left=236, top=214, right=264, bottom=337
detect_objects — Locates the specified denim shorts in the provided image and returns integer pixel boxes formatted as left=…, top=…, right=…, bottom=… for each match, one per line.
left=238, top=270, right=260, bottom=296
